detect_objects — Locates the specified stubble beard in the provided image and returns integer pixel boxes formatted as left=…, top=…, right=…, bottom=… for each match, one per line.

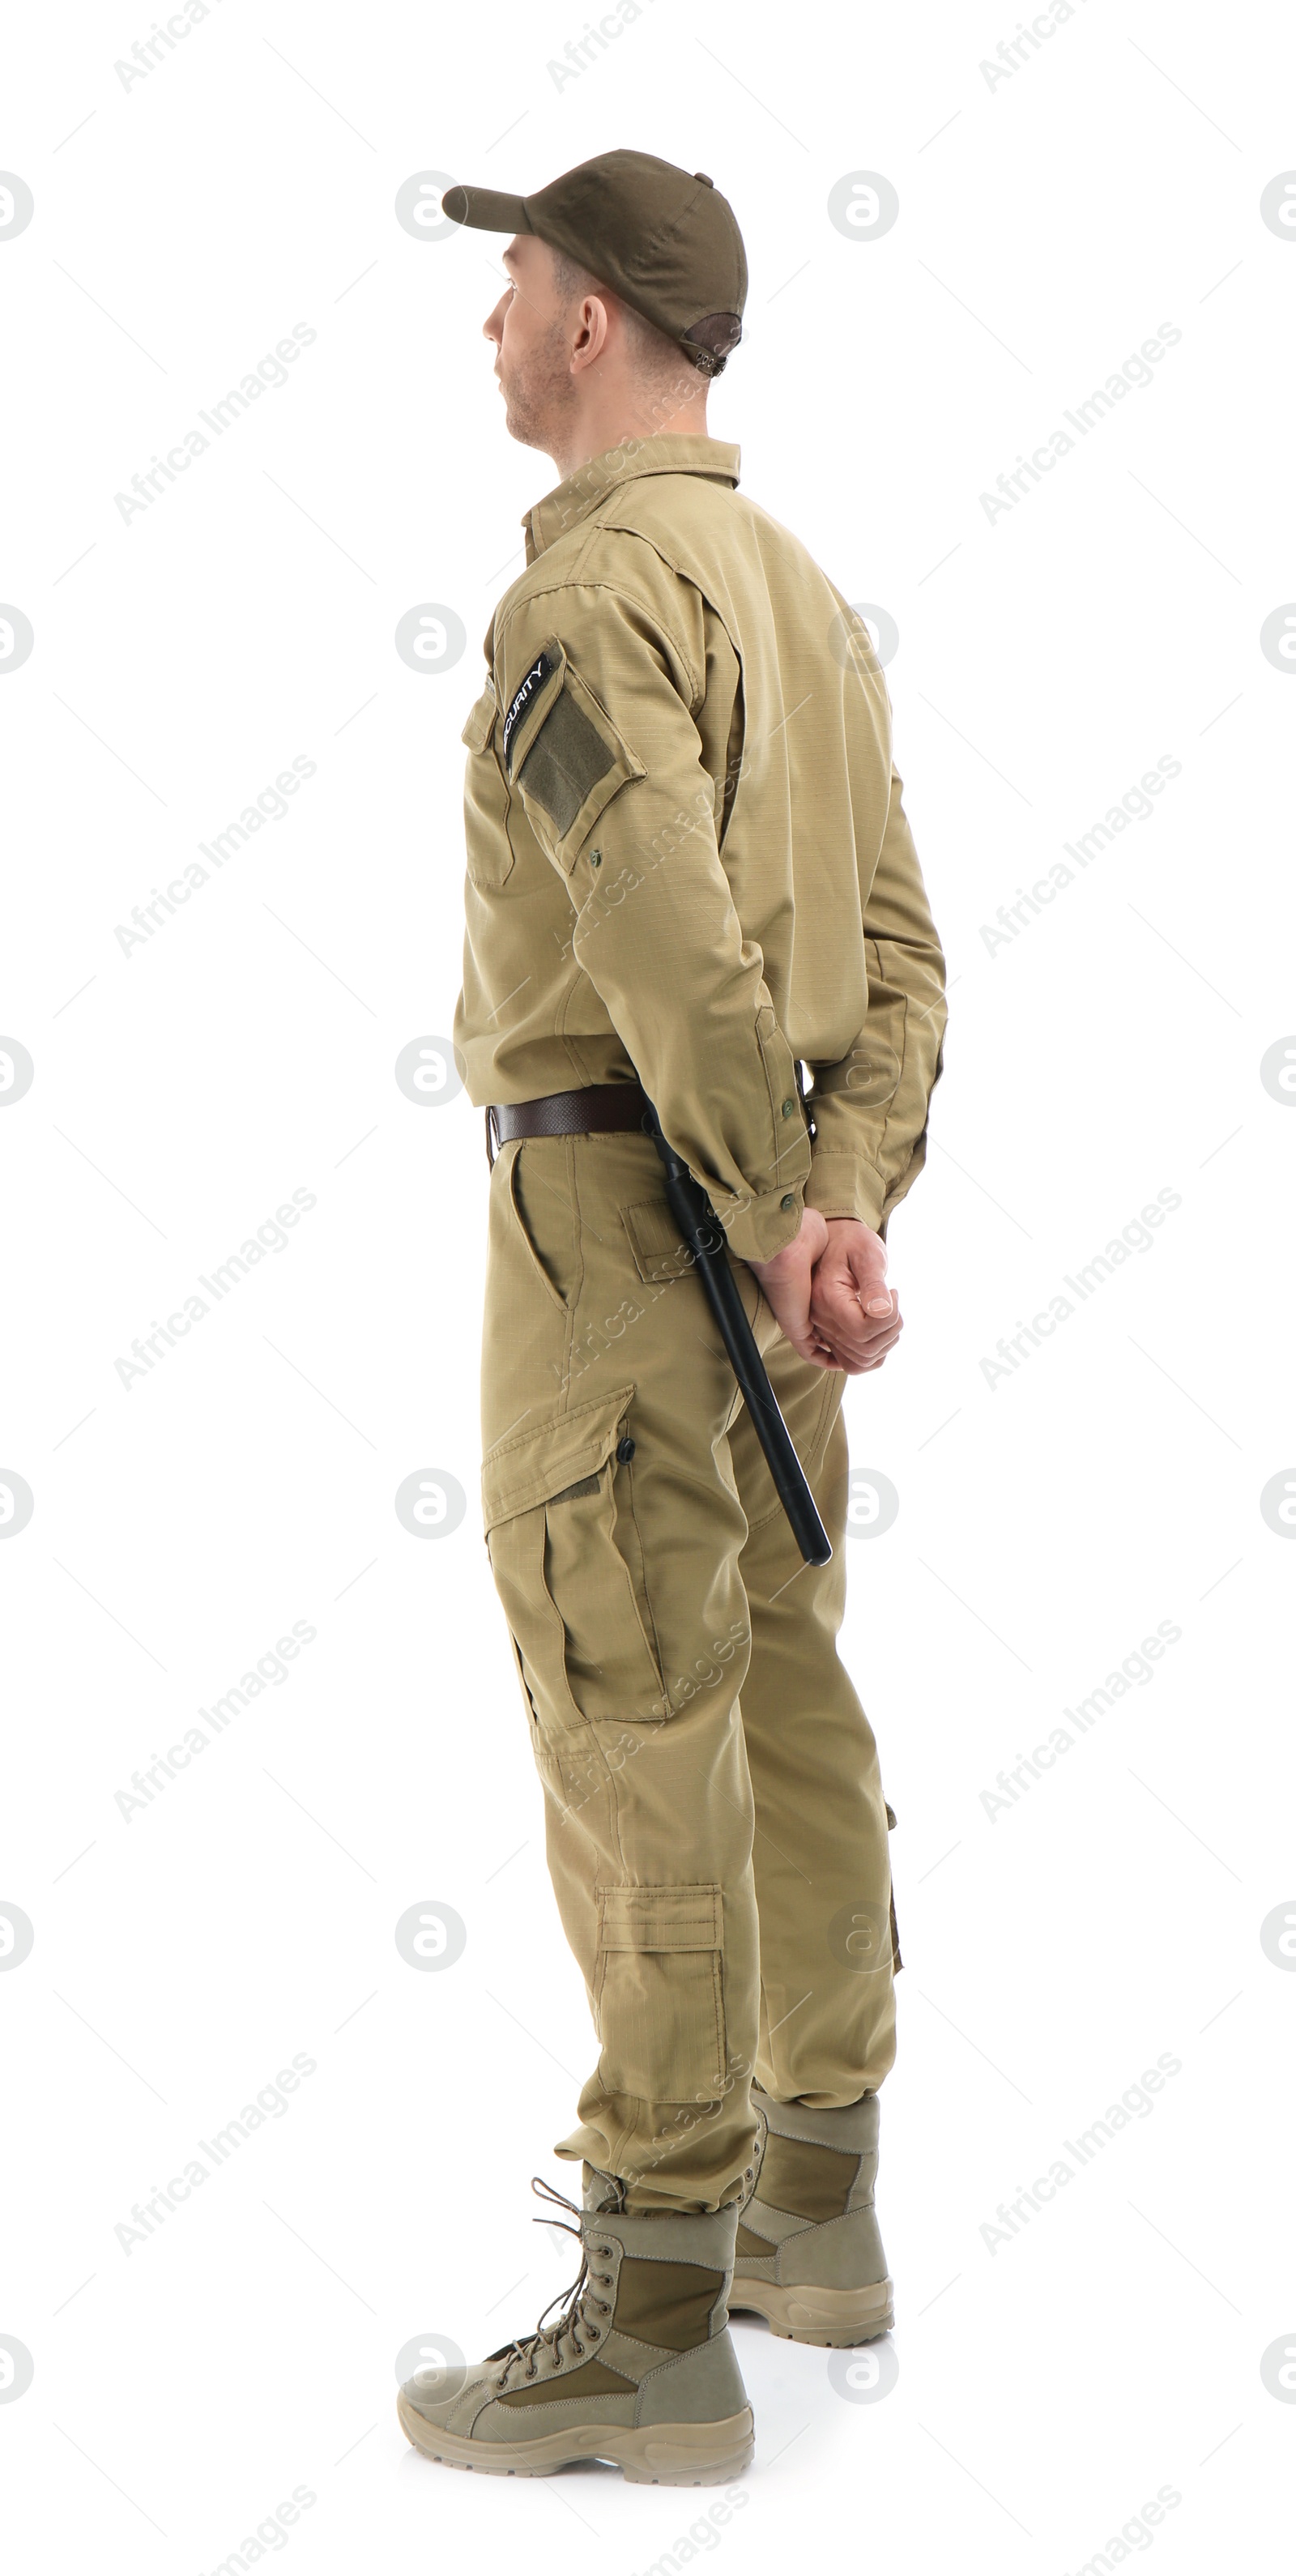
left=499, top=316, right=578, bottom=457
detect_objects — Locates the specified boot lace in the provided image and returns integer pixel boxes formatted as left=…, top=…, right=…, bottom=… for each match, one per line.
left=492, top=2177, right=622, bottom=2394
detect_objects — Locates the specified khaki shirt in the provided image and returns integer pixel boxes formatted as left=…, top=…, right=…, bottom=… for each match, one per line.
left=453, top=434, right=946, bottom=1265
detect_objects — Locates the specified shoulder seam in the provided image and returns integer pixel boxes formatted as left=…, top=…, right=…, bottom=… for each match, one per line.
left=496, top=573, right=704, bottom=709
left=582, top=515, right=744, bottom=680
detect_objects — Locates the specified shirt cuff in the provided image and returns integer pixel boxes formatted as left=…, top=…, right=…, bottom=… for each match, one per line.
left=717, top=1184, right=806, bottom=1265
left=803, top=1150, right=888, bottom=1232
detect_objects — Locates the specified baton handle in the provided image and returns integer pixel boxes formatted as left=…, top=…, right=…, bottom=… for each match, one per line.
left=641, top=1107, right=832, bottom=1568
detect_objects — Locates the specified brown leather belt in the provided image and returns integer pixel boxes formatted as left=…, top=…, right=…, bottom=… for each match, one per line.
left=485, top=1081, right=650, bottom=1167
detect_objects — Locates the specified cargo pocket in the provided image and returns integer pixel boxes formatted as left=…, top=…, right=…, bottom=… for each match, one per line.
left=483, top=1385, right=667, bottom=1734
left=595, top=1883, right=727, bottom=2104
left=504, top=636, right=646, bottom=876
left=885, top=1802, right=902, bottom=1975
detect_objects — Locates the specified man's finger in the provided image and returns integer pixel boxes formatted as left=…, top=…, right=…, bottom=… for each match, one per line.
left=843, top=1234, right=889, bottom=1289
left=810, top=1286, right=902, bottom=1349
left=811, top=1261, right=895, bottom=1325
left=812, top=1316, right=903, bottom=1370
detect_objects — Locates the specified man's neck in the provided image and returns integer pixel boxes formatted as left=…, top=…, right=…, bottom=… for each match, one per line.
left=547, top=386, right=710, bottom=482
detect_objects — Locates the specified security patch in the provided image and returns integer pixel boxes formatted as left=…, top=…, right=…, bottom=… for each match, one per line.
left=501, top=650, right=556, bottom=772
left=498, top=642, right=645, bottom=868
left=518, top=690, right=618, bottom=838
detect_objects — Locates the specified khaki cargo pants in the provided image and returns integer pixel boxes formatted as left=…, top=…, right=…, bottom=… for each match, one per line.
left=481, top=1128, right=897, bottom=2214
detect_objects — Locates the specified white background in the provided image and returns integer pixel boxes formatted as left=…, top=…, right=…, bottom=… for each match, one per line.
left=2, top=2, right=1294, bottom=2569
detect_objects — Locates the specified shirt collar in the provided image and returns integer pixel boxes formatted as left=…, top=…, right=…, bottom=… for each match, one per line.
left=523, top=435, right=741, bottom=562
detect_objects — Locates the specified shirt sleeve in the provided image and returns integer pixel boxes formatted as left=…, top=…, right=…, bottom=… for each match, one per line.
left=495, top=582, right=810, bottom=1265
left=802, top=765, right=947, bottom=1235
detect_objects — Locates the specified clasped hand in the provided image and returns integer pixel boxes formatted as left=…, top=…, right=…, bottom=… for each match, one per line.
left=745, top=1212, right=902, bottom=1374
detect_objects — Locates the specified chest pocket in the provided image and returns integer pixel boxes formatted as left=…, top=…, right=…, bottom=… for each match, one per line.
left=461, top=681, right=516, bottom=890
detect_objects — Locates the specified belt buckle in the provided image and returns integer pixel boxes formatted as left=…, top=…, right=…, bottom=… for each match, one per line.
left=485, top=1105, right=501, bottom=1169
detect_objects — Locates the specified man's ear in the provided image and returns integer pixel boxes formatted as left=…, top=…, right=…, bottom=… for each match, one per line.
left=570, top=292, right=611, bottom=372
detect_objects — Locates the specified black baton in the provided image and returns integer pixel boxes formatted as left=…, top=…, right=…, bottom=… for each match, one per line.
left=640, top=1102, right=832, bottom=1569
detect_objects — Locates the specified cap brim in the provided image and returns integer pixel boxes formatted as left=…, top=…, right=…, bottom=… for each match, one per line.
left=441, top=183, right=532, bottom=234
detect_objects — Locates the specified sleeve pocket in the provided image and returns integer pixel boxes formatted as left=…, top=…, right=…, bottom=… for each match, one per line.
left=509, top=639, right=646, bottom=875
left=460, top=682, right=497, bottom=753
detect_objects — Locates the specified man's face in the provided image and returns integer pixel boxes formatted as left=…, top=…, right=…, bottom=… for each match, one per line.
left=483, top=236, right=578, bottom=455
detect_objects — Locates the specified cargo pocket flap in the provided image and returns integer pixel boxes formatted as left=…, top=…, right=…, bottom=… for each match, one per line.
left=620, top=1197, right=694, bottom=1286
left=482, top=1383, right=636, bottom=1534
left=461, top=680, right=497, bottom=753
left=594, top=1883, right=727, bottom=2100
left=599, top=1885, right=723, bottom=1952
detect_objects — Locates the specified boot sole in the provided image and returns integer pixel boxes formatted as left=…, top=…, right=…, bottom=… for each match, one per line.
left=728, top=2276, right=894, bottom=2346
left=397, top=2391, right=755, bottom=2484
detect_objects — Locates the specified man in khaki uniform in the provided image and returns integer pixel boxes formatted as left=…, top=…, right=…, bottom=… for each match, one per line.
left=399, top=151, right=945, bottom=2484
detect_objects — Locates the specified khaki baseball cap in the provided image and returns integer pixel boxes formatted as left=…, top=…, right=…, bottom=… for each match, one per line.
left=441, top=149, right=747, bottom=376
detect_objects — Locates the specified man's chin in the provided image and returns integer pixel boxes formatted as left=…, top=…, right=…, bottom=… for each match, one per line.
left=501, top=401, right=550, bottom=455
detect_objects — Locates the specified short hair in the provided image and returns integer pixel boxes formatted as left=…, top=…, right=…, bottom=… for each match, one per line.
left=549, top=248, right=711, bottom=383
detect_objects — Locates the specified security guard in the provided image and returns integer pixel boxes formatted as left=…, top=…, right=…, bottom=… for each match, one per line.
left=399, top=151, right=946, bottom=2482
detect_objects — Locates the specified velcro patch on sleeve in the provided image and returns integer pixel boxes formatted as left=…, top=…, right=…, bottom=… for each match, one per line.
left=518, top=689, right=618, bottom=838
left=500, top=639, right=646, bottom=873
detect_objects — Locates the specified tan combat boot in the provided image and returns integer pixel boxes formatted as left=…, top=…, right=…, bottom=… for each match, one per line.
left=398, top=2174, right=754, bottom=2483
left=727, top=2085, right=894, bottom=2347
